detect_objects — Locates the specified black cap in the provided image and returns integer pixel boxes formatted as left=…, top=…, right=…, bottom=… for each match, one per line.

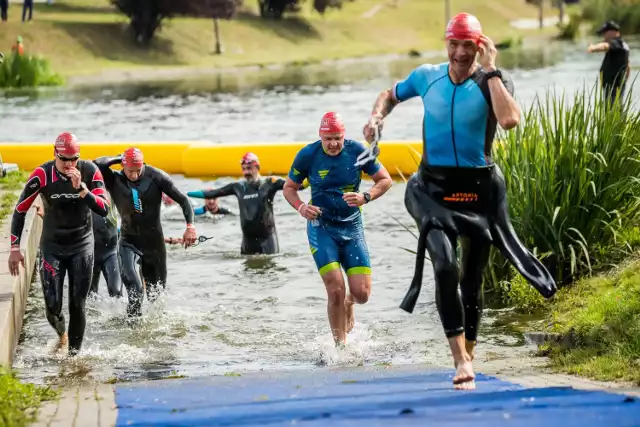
left=596, top=21, right=620, bottom=35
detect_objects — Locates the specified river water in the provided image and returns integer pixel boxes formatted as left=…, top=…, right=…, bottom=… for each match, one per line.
left=6, top=39, right=639, bottom=385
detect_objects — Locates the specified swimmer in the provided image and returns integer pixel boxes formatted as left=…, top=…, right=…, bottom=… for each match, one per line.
left=363, top=13, right=557, bottom=390
left=8, top=132, right=110, bottom=355
left=89, top=192, right=122, bottom=298
left=283, top=112, right=392, bottom=346
left=94, top=148, right=197, bottom=318
left=194, top=197, right=232, bottom=216
left=188, top=153, right=298, bottom=255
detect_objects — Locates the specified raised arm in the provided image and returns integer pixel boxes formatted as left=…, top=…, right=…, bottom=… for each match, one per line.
left=187, top=183, right=237, bottom=200
left=93, top=155, right=122, bottom=189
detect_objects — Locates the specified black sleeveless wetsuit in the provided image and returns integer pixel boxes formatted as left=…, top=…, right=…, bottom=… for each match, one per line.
left=10, top=160, right=109, bottom=354
left=187, top=177, right=285, bottom=255
left=94, top=156, right=194, bottom=318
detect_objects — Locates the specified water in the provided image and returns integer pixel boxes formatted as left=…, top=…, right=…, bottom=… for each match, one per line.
left=7, top=39, right=634, bottom=384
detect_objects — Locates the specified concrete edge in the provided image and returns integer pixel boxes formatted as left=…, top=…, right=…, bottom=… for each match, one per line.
left=0, top=195, right=42, bottom=368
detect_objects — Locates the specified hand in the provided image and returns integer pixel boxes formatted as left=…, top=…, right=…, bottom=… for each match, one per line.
left=35, top=205, right=44, bottom=219
left=66, top=168, right=82, bottom=189
left=363, top=115, right=384, bottom=143
left=477, top=35, right=498, bottom=71
left=587, top=44, right=595, bottom=53
left=8, top=250, right=24, bottom=276
left=299, top=204, right=322, bottom=220
left=182, top=225, right=197, bottom=248
left=343, top=192, right=366, bottom=207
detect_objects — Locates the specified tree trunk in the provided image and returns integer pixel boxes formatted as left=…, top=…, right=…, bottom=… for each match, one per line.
left=213, top=17, right=223, bottom=54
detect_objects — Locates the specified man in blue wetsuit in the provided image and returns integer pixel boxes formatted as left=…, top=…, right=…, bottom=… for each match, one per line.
left=363, top=13, right=557, bottom=390
left=284, top=112, right=392, bottom=346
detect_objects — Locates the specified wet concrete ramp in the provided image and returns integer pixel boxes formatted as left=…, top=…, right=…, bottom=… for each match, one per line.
left=114, top=365, right=639, bottom=426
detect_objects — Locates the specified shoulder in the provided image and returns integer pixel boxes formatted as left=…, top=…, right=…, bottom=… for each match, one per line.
left=79, top=159, right=98, bottom=172
left=147, top=165, right=170, bottom=180
left=295, top=141, right=321, bottom=161
left=344, top=139, right=368, bottom=155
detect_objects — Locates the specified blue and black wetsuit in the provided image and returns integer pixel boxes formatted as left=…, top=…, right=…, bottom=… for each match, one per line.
left=394, top=62, right=557, bottom=341
left=288, top=139, right=381, bottom=277
left=188, top=177, right=284, bottom=255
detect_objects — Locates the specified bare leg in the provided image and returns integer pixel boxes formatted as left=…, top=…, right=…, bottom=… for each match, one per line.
left=449, top=334, right=476, bottom=390
left=322, top=269, right=347, bottom=345
left=465, top=340, right=476, bottom=361
left=345, top=273, right=371, bottom=333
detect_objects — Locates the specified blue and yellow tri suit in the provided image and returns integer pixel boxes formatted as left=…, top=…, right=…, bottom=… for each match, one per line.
left=288, top=139, right=382, bottom=277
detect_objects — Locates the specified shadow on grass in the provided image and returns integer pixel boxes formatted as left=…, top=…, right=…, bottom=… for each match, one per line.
left=39, top=1, right=117, bottom=15
left=235, top=10, right=320, bottom=41
left=52, top=21, right=185, bottom=66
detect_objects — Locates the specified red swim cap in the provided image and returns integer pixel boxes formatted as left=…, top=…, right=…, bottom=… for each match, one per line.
left=122, top=147, right=144, bottom=167
left=319, top=112, right=345, bottom=135
left=54, top=132, right=80, bottom=158
left=445, top=13, right=483, bottom=42
left=240, top=152, right=260, bottom=166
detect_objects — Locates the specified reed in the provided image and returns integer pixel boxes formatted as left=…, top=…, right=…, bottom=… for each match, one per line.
left=0, top=53, right=64, bottom=88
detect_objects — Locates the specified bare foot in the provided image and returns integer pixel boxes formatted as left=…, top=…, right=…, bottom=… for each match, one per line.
left=345, top=299, right=355, bottom=333
left=465, top=340, right=476, bottom=361
left=53, top=332, right=68, bottom=353
left=453, top=361, right=476, bottom=390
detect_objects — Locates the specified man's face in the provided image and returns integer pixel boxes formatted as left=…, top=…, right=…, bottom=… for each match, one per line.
left=54, top=151, right=79, bottom=174
left=603, top=29, right=619, bottom=42
left=321, top=133, right=345, bottom=156
left=241, top=162, right=259, bottom=181
left=447, top=38, right=478, bottom=75
left=205, top=198, right=218, bottom=211
left=123, top=165, right=143, bottom=182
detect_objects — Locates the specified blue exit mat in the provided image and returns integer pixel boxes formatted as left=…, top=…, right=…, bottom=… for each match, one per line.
left=115, top=365, right=639, bottom=426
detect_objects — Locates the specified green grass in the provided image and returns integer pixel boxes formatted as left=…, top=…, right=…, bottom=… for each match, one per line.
left=0, top=0, right=558, bottom=79
left=487, top=83, right=640, bottom=303
left=0, top=170, right=29, bottom=224
left=0, top=368, right=58, bottom=427
left=0, top=52, right=64, bottom=88
left=537, top=258, right=640, bottom=385
left=581, top=0, right=640, bottom=34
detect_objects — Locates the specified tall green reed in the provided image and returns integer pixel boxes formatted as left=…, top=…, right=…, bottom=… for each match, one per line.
left=487, top=82, right=640, bottom=300
left=0, top=52, right=64, bottom=89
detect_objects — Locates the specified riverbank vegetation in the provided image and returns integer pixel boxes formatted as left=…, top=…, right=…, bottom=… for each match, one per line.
left=582, top=0, right=640, bottom=34
left=0, top=52, right=64, bottom=89
left=0, top=0, right=554, bottom=79
left=0, top=368, right=58, bottom=427
left=0, top=170, right=28, bottom=224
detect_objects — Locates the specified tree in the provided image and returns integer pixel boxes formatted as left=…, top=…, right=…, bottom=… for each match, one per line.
left=209, top=0, right=242, bottom=54
left=111, top=0, right=241, bottom=46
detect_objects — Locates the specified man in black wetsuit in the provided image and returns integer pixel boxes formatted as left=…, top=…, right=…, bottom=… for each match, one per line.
left=588, top=20, right=631, bottom=106
left=94, top=147, right=196, bottom=318
left=187, top=152, right=301, bottom=255
left=8, top=132, right=110, bottom=355
left=89, top=194, right=122, bottom=298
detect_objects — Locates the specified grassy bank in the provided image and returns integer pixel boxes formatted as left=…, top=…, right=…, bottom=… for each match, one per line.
left=0, top=0, right=555, bottom=79
left=0, top=368, right=58, bottom=426
left=532, top=258, right=640, bottom=385
left=582, top=0, right=640, bottom=34
left=0, top=170, right=28, bottom=224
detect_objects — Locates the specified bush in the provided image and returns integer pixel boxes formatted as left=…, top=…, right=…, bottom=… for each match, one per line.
left=0, top=52, right=64, bottom=88
left=0, top=368, right=58, bottom=426
left=582, top=0, right=640, bottom=34
left=557, top=12, right=582, bottom=40
left=486, top=83, right=640, bottom=301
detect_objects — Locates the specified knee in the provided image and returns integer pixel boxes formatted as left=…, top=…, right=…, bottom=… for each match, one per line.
left=432, top=253, right=458, bottom=283
left=351, top=289, right=369, bottom=304
left=325, top=283, right=346, bottom=306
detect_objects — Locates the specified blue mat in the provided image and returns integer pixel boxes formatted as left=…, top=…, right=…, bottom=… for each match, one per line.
left=115, top=366, right=639, bottom=426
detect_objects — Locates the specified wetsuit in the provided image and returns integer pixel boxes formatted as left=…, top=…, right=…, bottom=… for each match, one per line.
left=94, top=156, right=195, bottom=318
left=194, top=206, right=232, bottom=216
left=10, top=160, right=109, bottom=353
left=393, top=62, right=557, bottom=341
left=188, top=177, right=283, bottom=255
left=90, top=202, right=122, bottom=297
left=288, top=140, right=381, bottom=276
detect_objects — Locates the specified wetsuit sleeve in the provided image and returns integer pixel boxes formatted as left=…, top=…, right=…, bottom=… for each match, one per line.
left=288, top=148, right=311, bottom=185
left=187, top=183, right=237, bottom=199
left=153, top=168, right=195, bottom=225
left=93, top=155, right=122, bottom=190
left=10, top=166, right=46, bottom=249
left=393, top=64, right=431, bottom=102
left=81, top=161, right=109, bottom=217
left=218, top=207, right=233, bottom=215
left=194, top=206, right=206, bottom=216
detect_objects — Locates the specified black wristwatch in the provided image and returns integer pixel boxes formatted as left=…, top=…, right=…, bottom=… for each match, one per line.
left=363, top=192, right=371, bottom=204
left=485, top=69, right=502, bottom=81
left=77, top=182, right=88, bottom=193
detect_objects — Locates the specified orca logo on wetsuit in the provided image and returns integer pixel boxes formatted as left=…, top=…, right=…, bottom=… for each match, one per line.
left=243, top=194, right=258, bottom=199
left=51, top=193, right=81, bottom=199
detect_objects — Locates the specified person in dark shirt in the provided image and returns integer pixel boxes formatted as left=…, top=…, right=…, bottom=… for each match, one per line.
left=8, top=132, right=110, bottom=355
left=588, top=20, right=631, bottom=106
left=94, top=148, right=197, bottom=319
left=188, top=153, right=305, bottom=255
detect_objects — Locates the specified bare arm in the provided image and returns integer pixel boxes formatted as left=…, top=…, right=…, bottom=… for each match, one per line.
left=587, top=42, right=610, bottom=53
left=371, top=88, right=400, bottom=120
left=367, top=167, right=393, bottom=201
left=283, top=178, right=303, bottom=210
left=486, top=72, right=521, bottom=130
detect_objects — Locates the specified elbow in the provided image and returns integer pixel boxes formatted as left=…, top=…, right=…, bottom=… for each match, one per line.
left=499, top=113, right=520, bottom=131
